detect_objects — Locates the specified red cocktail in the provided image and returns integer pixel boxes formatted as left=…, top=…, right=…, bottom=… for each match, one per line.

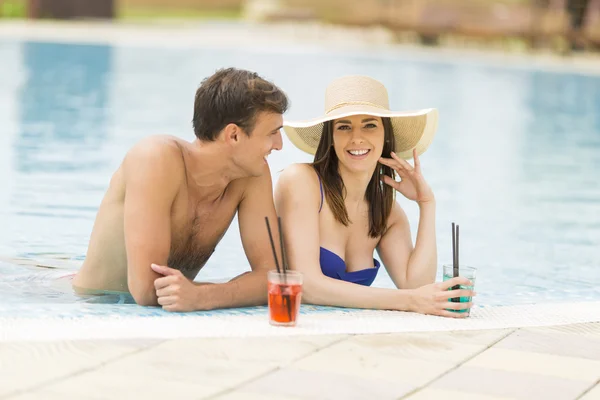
left=267, top=270, right=303, bottom=326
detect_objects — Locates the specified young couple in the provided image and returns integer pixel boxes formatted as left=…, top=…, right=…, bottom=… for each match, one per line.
left=73, top=68, right=473, bottom=318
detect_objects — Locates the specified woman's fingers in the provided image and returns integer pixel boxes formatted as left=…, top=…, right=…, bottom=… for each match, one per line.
left=438, top=289, right=474, bottom=300
left=381, top=175, right=396, bottom=188
left=390, top=151, right=414, bottom=170
left=382, top=174, right=407, bottom=190
left=412, top=148, right=421, bottom=169
left=437, top=309, right=470, bottom=318
left=379, top=156, right=407, bottom=172
left=440, top=277, right=473, bottom=290
left=379, top=160, right=410, bottom=182
left=442, top=301, right=472, bottom=311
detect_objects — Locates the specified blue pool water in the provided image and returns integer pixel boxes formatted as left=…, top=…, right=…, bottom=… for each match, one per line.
left=0, top=38, right=599, bottom=315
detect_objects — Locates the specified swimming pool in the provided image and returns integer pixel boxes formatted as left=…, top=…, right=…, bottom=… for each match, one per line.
left=1, top=37, right=599, bottom=317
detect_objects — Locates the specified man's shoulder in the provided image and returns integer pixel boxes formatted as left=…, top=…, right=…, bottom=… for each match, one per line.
left=126, top=135, right=186, bottom=161
left=122, top=135, right=187, bottom=187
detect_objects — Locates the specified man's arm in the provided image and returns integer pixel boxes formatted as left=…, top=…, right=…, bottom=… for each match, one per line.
left=122, top=138, right=183, bottom=306
left=196, top=164, right=279, bottom=309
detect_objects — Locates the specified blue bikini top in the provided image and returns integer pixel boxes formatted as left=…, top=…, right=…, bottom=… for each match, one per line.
left=316, top=173, right=380, bottom=286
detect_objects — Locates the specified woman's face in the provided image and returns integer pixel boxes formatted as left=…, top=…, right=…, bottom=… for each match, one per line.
left=332, top=114, right=385, bottom=174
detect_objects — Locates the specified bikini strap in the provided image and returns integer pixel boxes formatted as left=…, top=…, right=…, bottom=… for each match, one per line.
left=316, top=171, right=324, bottom=213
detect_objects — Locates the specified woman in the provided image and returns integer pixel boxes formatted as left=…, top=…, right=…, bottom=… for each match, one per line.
left=275, top=75, right=473, bottom=318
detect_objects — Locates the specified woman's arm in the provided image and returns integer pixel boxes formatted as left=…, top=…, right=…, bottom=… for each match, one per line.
left=376, top=200, right=437, bottom=290
left=275, top=164, right=465, bottom=316
left=377, top=149, right=439, bottom=289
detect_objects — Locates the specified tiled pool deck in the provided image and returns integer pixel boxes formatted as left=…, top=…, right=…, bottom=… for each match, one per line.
left=1, top=20, right=599, bottom=400
left=2, top=324, right=600, bottom=399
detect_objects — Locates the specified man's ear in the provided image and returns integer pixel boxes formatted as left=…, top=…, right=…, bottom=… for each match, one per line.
left=223, top=123, right=241, bottom=145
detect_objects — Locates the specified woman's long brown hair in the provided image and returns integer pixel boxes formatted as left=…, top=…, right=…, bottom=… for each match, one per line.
left=312, top=117, right=396, bottom=238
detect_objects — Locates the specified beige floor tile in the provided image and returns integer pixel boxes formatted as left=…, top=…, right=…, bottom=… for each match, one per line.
left=35, top=369, right=223, bottom=400
left=290, top=339, right=453, bottom=387
left=432, top=366, right=588, bottom=399
left=407, top=387, right=515, bottom=400
left=530, top=323, right=600, bottom=339
left=100, top=348, right=278, bottom=388
left=0, top=340, right=154, bottom=397
left=91, top=335, right=346, bottom=390
left=497, top=328, right=600, bottom=360
left=465, top=348, right=600, bottom=382
left=7, top=390, right=89, bottom=400
left=350, top=329, right=513, bottom=349
left=348, top=332, right=490, bottom=363
left=580, top=383, right=600, bottom=400
left=240, top=367, right=412, bottom=400
left=153, top=334, right=344, bottom=364
left=215, top=390, right=305, bottom=400
left=409, top=329, right=515, bottom=346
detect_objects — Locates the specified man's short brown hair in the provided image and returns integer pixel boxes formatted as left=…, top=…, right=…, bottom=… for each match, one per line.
left=192, top=68, right=289, bottom=141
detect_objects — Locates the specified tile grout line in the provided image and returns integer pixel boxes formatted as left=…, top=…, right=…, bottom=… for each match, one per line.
left=397, top=328, right=520, bottom=400
left=1, top=339, right=169, bottom=400
left=576, top=377, right=600, bottom=399
left=204, top=334, right=354, bottom=400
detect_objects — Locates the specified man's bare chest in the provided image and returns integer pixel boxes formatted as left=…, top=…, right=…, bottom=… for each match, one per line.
left=167, top=192, right=239, bottom=278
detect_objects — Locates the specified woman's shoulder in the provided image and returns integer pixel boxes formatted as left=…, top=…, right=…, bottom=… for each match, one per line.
left=275, top=163, right=321, bottom=207
left=277, top=163, right=319, bottom=187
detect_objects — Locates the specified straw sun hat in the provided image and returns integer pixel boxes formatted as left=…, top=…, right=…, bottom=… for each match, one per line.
left=283, top=75, right=439, bottom=160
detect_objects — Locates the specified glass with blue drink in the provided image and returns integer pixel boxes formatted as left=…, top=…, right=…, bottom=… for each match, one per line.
left=443, top=264, right=476, bottom=316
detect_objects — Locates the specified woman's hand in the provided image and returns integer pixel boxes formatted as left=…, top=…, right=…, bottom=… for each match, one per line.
left=407, top=277, right=475, bottom=318
left=379, top=148, right=434, bottom=204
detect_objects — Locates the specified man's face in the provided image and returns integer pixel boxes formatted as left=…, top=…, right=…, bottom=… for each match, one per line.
left=236, top=111, right=284, bottom=177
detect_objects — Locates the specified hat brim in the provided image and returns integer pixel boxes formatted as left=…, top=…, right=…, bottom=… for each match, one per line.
left=283, top=106, right=438, bottom=159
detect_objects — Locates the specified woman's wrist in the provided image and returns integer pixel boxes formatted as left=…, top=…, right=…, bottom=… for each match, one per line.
left=417, top=197, right=436, bottom=208
left=392, top=288, right=416, bottom=312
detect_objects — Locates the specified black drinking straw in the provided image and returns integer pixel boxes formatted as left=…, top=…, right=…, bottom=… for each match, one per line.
left=278, top=217, right=288, bottom=273
left=451, top=222, right=460, bottom=301
left=277, top=217, right=292, bottom=320
left=452, top=222, right=456, bottom=275
left=265, top=217, right=281, bottom=274
left=265, top=216, right=292, bottom=321
left=456, top=225, right=460, bottom=276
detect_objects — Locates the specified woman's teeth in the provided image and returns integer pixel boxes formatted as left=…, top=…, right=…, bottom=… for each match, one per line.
left=348, top=149, right=369, bottom=156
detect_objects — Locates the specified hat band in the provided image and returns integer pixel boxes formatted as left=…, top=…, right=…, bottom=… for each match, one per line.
left=325, top=101, right=388, bottom=114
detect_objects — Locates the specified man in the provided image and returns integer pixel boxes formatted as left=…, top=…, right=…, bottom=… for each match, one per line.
left=73, top=68, right=288, bottom=311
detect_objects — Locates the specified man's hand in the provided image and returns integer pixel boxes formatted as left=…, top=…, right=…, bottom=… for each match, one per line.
left=151, top=263, right=200, bottom=312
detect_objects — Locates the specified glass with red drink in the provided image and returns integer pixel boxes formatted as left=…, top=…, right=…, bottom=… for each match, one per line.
left=267, top=270, right=303, bottom=327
